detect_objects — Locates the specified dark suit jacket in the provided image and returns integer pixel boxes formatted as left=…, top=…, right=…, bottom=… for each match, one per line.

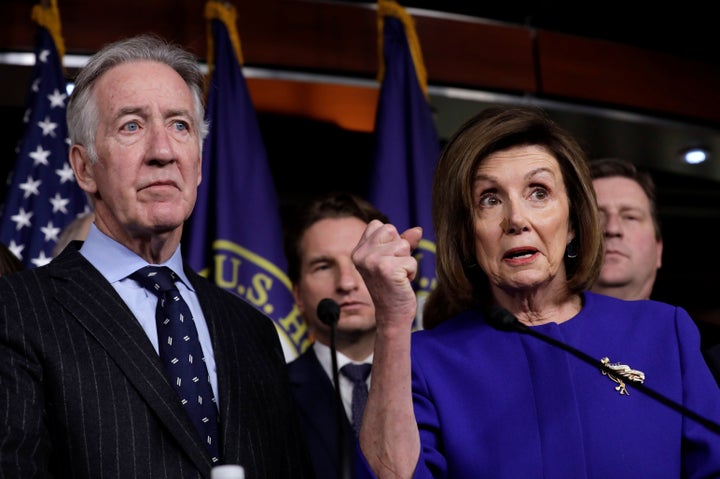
left=288, top=346, right=359, bottom=479
left=0, top=242, right=313, bottom=478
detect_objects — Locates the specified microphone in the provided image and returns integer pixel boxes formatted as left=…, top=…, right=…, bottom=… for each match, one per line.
left=316, top=298, right=350, bottom=479
left=487, top=306, right=525, bottom=332
left=317, top=298, right=340, bottom=326
left=486, top=306, right=720, bottom=435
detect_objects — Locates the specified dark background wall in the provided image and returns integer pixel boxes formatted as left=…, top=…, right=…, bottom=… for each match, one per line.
left=2, top=1, right=720, bottom=323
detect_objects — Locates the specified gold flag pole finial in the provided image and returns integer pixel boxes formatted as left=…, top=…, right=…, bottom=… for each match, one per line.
left=204, top=0, right=244, bottom=94
left=376, top=0, right=429, bottom=99
left=31, top=0, right=66, bottom=61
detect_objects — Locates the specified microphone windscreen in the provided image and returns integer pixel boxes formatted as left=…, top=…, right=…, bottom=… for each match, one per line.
left=317, top=298, right=341, bottom=326
left=486, top=306, right=526, bottom=332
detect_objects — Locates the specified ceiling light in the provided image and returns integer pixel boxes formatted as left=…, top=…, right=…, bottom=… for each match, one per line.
left=682, top=147, right=708, bottom=165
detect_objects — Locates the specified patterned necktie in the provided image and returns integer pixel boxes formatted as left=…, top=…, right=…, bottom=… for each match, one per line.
left=130, top=266, right=220, bottom=463
left=340, top=363, right=372, bottom=436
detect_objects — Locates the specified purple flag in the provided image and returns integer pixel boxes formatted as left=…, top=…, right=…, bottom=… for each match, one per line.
left=369, top=5, right=440, bottom=329
left=184, top=2, right=310, bottom=360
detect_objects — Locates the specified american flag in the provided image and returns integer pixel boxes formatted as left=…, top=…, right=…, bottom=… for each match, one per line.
left=0, top=7, right=90, bottom=268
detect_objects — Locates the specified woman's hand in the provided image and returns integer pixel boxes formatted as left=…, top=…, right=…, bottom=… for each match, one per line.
left=352, top=220, right=423, bottom=332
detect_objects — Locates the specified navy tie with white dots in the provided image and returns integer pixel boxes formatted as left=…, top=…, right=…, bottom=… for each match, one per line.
left=130, top=266, right=220, bottom=463
left=340, top=363, right=372, bottom=437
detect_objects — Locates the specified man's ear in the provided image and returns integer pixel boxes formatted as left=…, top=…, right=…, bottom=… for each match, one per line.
left=196, top=152, right=202, bottom=187
left=291, top=284, right=305, bottom=316
left=69, top=145, right=97, bottom=194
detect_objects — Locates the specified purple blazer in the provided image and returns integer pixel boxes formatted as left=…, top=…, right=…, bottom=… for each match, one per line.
left=359, top=292, right=720, bottom=478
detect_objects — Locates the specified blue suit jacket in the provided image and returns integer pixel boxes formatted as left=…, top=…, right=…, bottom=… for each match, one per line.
left=288, top=346, right=359, bottom=479
left=0, top=242, right=313, bottom=478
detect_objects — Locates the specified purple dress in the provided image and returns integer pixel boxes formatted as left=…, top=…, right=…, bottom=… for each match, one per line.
left=357, top=292, right=720, bottom=478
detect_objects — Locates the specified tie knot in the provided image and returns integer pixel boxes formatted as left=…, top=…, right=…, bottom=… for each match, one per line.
left=130, top=266, right=178, bottom=295
left=341, top=363, right=372, bottom=384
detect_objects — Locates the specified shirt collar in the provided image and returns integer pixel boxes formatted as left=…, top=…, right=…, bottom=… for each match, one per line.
left=79, top=223, right=194, bottom=291
left=313, top=341, right=373, bottom=376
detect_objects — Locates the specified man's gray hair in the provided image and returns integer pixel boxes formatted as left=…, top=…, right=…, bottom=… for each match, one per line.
left=66, top=34, right=208, bottom=163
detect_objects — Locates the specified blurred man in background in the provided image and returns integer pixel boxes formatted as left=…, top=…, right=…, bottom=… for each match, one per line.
left=284, top=191, right=388, bottom=479
left=589, top=158, right=663, bottom=300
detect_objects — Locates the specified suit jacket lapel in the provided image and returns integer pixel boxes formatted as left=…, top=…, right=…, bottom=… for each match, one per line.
left=292, top=349, right=349, bottom=467
left=48, top=246, right=212, bottom=472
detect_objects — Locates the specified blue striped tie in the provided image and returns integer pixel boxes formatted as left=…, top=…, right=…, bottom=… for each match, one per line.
left=131, top=266, right=220, bottom=463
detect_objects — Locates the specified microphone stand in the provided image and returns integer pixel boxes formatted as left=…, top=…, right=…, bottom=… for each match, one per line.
left=488, top=306, right=720, bottom=435
left=317, top=298, right=352, bottom=479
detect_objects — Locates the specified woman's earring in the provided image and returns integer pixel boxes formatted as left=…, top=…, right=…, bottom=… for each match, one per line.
left=566, top=238, right=578, bottom=259
left=463, top=258, right=478, bottom=269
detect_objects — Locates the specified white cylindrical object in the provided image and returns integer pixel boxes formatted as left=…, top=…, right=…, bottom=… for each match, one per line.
left=211, top=464, right=245, bottom=479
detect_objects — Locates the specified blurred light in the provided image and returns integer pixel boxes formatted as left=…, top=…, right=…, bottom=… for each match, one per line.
left=683, top=147, right=708, bottom=165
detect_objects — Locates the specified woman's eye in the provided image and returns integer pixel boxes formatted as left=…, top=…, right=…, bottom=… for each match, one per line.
left=478, top=193, right=499, bottom=207
left=531, top=188, right=548, bottom=200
